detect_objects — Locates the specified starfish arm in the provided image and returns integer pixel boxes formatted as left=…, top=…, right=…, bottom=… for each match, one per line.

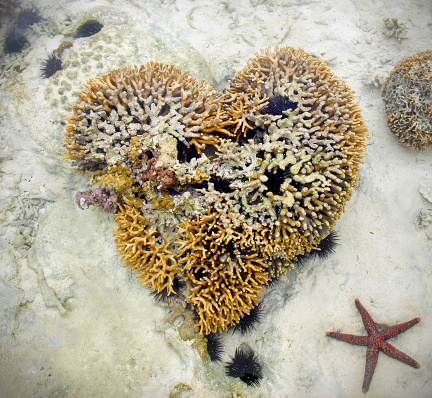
left=327, top=332, right=369, bottom=346
left=380, top=341, right=420, bottom=368
left=380, top=317, right=420, bottom=340
left=355, top=298, right=378, bottom=335
left=362, top=346, right=379, bottom=393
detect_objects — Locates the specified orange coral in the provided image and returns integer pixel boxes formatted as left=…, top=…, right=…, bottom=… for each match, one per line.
left=114, top=204, right=181, bottom=295
left=177, top=211, right=269, bottom=334
left=225, top=46, right=368, bottom=167
left=62, top=62, right=233, bottom=174
left=63, top=47, right=369, bottom=338
left=212, top=46, right=368, bottom=241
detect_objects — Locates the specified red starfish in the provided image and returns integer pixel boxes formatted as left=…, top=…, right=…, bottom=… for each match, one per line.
left=327, top=298, right=420, bottom=393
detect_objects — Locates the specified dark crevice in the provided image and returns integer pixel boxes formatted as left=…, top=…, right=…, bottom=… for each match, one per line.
left=265, top=95, right=297, bottom=116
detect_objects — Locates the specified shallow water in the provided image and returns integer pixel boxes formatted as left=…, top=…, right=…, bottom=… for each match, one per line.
left=1, top=1, right=431, bottom=397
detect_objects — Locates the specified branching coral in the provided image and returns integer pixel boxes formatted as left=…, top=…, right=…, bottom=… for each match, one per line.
left=381, top=50, right=432, bottom=150
left=114, top=204, right=181, bottom=295
left=62, top=62, right=232, bottom=207
left=177, top=211, right=269, bottom=334
left=63, top=47, right=368, bottom=337
left=211, top=46, right=368, bottom=242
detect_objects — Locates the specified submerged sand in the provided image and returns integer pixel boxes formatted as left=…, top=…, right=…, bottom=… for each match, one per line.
left=0, top=0, right=431, bottom=397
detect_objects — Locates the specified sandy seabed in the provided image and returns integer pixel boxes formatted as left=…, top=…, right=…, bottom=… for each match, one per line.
left=0, top=0, right=431, bottom=397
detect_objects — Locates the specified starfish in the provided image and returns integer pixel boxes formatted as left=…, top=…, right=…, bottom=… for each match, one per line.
left=327, top=298, right=420, bottom=393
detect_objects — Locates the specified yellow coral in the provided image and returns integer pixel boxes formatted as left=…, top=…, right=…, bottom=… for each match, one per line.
left=114, top=204, right=181, bottom=295
left=216, top=46, right=369, bottom=241
left=177, top=211, right=269, bottom=334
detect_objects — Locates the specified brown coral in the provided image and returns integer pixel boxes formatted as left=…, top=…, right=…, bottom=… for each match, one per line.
left=212, top=46, right=368, bottom=242
left=62, top=61, right=232, bottom=181
left=177, top=211, right=269, bottom=334
left=381, top=50, right=432, bottom=150
left=114, top=204, right=181, bottom=295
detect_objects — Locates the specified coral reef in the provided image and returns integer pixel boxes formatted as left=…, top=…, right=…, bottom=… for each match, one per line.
left=381, top=50, right=432, bottom=150
left=63, top=47, right=368, bottom=336
left=177, top=210, right=270, bottom=334
left=113, top=204, right=181, bottom=295
left=204, top=46, right=368, bottom=251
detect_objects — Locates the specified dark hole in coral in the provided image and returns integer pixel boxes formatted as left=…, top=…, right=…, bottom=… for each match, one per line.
left=177, top=139, right=199, bottom=163
left=265, top=95, right=297, bottom=116
left=193, top=266, right=210, bottom=281
left=4, top=27, right=29, bottom=54
left=263, top=167, right=288, bottom=195
left=144, top=150, right=154, bottom=159
left=210, top=175, right=233, bottom=194
left=154, top=232, right=163, bottom=245
left=224, top=241, right=236, bottom=257
left=160, top=103, right=171, bottom=116
left=166, top=187, right=181, bottom=196
left=75, top=20, right=103, bottom=38
left=238, top=127, right=266, bottom=146
left=256, top=149, right=265, bottom=159
left=40, top=54, right=62, bottom=78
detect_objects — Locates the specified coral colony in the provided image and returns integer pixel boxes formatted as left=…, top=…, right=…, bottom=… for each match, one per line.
left=63, top=45, right=370, bottom=380
left=381, top=50, right=432, bottom=150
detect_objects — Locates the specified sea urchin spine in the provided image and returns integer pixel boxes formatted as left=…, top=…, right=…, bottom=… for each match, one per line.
left=40, top=54, right=62, bottom=78
left=225, top=344, right=263, bottom=387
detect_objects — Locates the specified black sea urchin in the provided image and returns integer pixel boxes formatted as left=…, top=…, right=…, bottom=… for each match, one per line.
left=315, top=230, right=340, bottom=259
left=230, top=302, right=263, bottom=335
left=4, top=26, right=29, bottom=54
left=15, top=8, right=42, bottom=29
left=296, top=230, right=340, bottom=265
left=206, top=333, right=224, bottom=362
left=75, top=20, right=103, bottom=38
left=151, top=274, right=185, bottom=304
left=225, top=344, right=263, bottom=387
left=41, top=54, right=62, bottom=78
left=264, top=94, right=297, bottom=116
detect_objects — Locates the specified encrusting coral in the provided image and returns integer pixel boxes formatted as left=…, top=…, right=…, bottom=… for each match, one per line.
left=381, top=50, right=432, bottom=150
left=63, top=47, right=368, bottom=336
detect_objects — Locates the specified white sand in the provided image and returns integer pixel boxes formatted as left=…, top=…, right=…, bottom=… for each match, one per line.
left=0, top=0, right=431, bottom=397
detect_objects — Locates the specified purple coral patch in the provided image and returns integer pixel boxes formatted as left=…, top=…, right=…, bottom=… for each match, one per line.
left=75, top=188, right=122, bottom=214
